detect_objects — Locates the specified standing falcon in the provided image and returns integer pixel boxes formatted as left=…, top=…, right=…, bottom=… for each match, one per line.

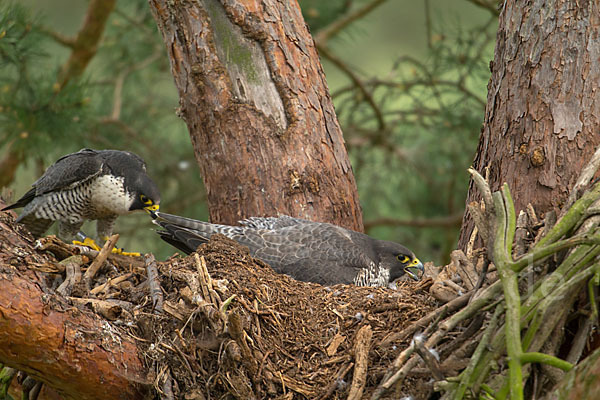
left=2, top=149, right=160, bottom=245
left=152, top=212, right=424, bottom=287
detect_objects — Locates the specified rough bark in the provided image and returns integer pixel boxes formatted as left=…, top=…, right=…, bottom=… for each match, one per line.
left=458, top=0, right=600, bottom=250
left=0, top=214, right=149, bottom=400
left=148, top=0, right=364, bottom=231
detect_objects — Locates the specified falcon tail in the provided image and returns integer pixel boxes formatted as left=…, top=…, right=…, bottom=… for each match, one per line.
left=1, top=187, right=36, bottom=211
left=152, top=212, right=211, bottom=254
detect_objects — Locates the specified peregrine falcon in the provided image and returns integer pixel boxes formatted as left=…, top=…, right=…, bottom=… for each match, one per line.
left=152, top=212, right=424, bottom=287
left=2, top=148, right=160, bottom=244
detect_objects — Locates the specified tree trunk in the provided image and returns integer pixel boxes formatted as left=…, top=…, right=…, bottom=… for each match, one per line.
left=458, top=0, right=600, bottom=250
left=148, top=0, right=364, bottom=231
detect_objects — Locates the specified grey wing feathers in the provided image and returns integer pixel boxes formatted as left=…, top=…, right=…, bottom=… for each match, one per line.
left=239, top=215, right=308, bottom=229
left=153, top=212, right=380, bottom=285
left=242, top=221, right=374, bottom=268
left=33, top=149, right=104, bottom=195
left=1, top=149, right=103, bottom=211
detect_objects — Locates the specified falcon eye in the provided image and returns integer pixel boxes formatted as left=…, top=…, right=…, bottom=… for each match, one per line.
left=140, top=194, right=150, bottom=204
left=397, top=255, right=411, bottom=264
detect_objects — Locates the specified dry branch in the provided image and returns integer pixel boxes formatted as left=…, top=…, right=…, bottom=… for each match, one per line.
left=145, top=253, right=163, bottom=314
left=82, top=233, right=119, bottom=290
left=347, top=325, right=373, bottom=400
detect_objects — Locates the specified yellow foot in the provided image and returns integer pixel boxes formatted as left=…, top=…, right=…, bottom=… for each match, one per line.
left=72, top=237, right=102, bottom=251
left=72, top=237, right=141, bottom=257
left=111, top=248, right=141, bottom=257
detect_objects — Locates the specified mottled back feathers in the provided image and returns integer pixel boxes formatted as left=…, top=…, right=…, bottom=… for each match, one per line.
left=153, top=212, right=423, bottom=287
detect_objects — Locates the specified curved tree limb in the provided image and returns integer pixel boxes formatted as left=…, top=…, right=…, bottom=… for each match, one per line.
left=0, top=271, right=149, bottom=400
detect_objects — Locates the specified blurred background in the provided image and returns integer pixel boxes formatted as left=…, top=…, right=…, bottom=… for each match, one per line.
left=0, top=0, right=498, bottom=264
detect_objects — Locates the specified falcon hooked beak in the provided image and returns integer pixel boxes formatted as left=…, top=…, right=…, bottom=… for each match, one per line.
left=141, top=195, right=160, bottom=213
left=405, top=258, right=424, bottom=281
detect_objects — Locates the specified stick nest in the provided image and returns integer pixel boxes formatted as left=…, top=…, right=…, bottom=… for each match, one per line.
left=143, top=236, right=436, bottom=399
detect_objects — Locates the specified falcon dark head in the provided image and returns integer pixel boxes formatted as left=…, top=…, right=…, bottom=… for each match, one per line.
left=98, top=150, right=160, bottom=213
left=2, top=148, right=160, bottom=243
left=374, top=240, right=424, bottom=282
left=152, top=211, right=423, bottom=287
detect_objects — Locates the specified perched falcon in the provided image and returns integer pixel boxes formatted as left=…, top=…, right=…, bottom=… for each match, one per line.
left=2, top=148, right=160, bottom=243
left=152, top=212, right=424, bottom=287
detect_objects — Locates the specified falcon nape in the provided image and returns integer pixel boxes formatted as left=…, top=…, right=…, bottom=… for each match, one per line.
left=2, top=148, right=160, bottom=254
left=152, top=211, right=424, bottom=287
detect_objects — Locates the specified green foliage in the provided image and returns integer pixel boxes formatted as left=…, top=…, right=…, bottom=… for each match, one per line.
left=0, top=2, right=91, bottom=156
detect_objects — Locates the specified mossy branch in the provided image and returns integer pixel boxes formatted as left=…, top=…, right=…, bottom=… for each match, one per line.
left=461, top=168, right=600, bottom=399
left=491, top=188, right=524, bottom=400
left=535, top=181, right=600, bottom=248
left=454, top=303, right=504, bottom=399
left=519, top=352, right=573, bottom=371
left=378, top=160, right=600, bottom=399
left=510, top=234, right=600, bottom=272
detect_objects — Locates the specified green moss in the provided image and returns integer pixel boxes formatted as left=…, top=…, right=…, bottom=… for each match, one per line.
left=204, top=0, right=259, bottom=83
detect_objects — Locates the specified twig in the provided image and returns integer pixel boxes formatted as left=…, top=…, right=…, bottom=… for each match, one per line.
left=82, top=234, right=119, bottom=290
left=0, top=367, right=16, bottom=398
left=165, top=341, right=196, bottom=385
left=370, top=78, right=487, bottom=108
left=108, top=51, right=162, bottom=120
left=378, top=291, right=472, bottom=347
left=195, top=254, right=221, bottom=306
left=90, top=272, right=134, bottom=296
left=161, top=369, right=175, bottom=400
left=562, top=144, right=600, bottom=216
left=491, top=184, right=524, bottom=400
left=510, top=233, right=600, bottom=272
left=316, top=44, right=386, bottom=131
left=469, top=259, right=490, bottom=304
left=413, top=334, right=443, bottom=381
left=513, top=210, right=529, bottom=257
left=347, top=325, right=373, bottom=400
left=314, top=0, right=388, bottom=44
left=424, top=0, right=432, bottom=49
left=566, top=316, right=594, bottom=364
left=68, top=297, right=129, bottom=320
left=535, top=181, right=600, bottom=248
left=22, top=376, right=42, bottom=400
left=454, top=303, right=503, bottom=398
left=145, top=254, right=163, bottom=314
left=467, top=168, right=494, bottom=220
left=41, top=28, right=76, bottom=48
left=56, top=255, right=84, bottom=297
left=520, top=352, right=572, bottom=371
left=317, top=362, right=354, bottom=400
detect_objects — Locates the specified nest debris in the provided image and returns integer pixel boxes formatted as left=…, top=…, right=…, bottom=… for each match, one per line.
left=1, top=205, right=440, bottom=399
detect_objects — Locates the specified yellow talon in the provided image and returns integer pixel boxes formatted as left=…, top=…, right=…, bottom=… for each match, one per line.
left=112, top=248, right=141, bottom=257
left=72, top=237, right=102, bottom=251
left=73, top=236, right=141, bottom=257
